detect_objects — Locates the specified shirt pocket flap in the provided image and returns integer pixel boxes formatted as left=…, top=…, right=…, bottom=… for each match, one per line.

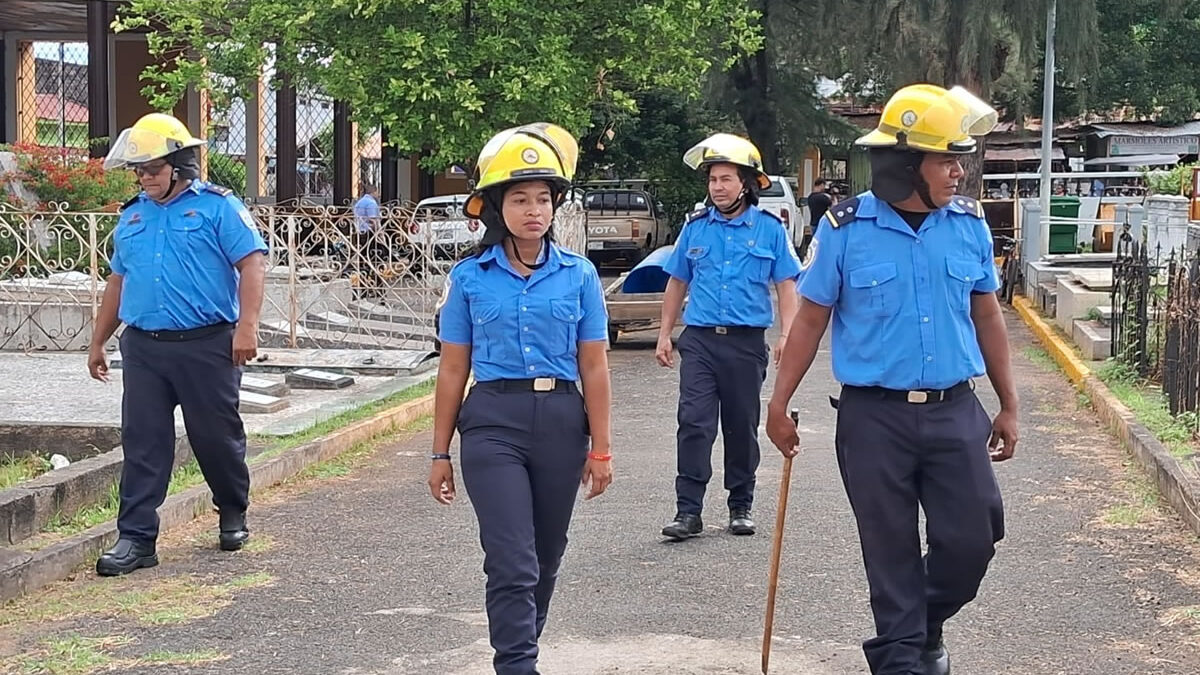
left=685, top=246, right=709, bottom=260
left=945, top=257, right=982, bottom=283
left=469, top=301, right=501, bottom=326
left=170, top=213, right=205, bottom=232
left=116, top=218, right=148, bottom=239
left=748, top=247, right=777, bottom=262
left=551, top=298, right=580, bottom=322
left=848, top=262, right=898, bottom=289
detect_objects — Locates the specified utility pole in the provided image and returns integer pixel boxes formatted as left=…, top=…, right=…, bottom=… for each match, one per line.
left=1039, top=0, right=1057, bottom=256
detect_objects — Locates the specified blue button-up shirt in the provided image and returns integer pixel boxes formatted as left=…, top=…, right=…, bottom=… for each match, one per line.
left=110, top=181, right=269, bottom=331
left=353, top=194, right=379, bottom=233
left=798, top=191, right=1000, bottom=390
left=663, top=205, right=801, bottom=328
left=438, top=242, right=609, bottom=382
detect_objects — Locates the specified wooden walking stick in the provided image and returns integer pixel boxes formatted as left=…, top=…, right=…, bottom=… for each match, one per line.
left=761, top=408, right=799, bottom=674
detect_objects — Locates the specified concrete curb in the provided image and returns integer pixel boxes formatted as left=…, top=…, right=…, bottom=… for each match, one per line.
left=0, top=391, right=435, bottom=605
left=1011, top=295, right=1200, bottom=538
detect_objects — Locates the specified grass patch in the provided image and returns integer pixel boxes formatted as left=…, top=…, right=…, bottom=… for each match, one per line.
left=0, top=572, right=274, bottom=631
left=1096, top=360, right=1197, bottom=459
left=292, top=431, right=404, bottom=482
left=12, top=635, right=226, bottom=674
left=1098, top=457, right=1163, bottom=527
left=250, top=377, right=435, bottom=462
left=0, top=452, right=52, bottom=489
left=1022, top=345, right=1061, bottom=373
left=1076, top=391, right=1093, bottom=410
left=12, top=634, right=131, bottom=675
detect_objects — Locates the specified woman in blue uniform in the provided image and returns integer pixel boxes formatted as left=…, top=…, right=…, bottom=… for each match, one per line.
left=427, top=122, right=613, bottom=675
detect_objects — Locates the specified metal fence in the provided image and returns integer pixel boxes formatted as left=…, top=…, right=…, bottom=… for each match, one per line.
left=1110, top=233, right=1166, bottom=379
left=0, top=201, right=588, bottom=352
left=15, top=41, right=91, bottom=152
left=1162, top=249, right=1200, bottom=417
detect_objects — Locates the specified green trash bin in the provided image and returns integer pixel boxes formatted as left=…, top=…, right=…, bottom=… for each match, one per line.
left=1048, top=196, right=1081, bottom=254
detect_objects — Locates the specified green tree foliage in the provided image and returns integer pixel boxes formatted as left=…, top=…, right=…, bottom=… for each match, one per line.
left=115, top=0, right=762, bottom=172
left=578, top=88, right=734, bottom=228
left=1048, top=0, right=1200, bottom=125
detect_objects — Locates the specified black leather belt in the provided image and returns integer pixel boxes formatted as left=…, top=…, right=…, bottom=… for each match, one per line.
left=691, top=325, right=766, bottom=336
left=131, top=322, right=234, bottom=342
left=843, top=380, right=974, bottom=404
left=475, top=378, right=578, bottom=394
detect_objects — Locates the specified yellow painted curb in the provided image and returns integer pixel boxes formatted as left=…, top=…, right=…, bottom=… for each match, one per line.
left=1011, top=295, right=1091, bottom=384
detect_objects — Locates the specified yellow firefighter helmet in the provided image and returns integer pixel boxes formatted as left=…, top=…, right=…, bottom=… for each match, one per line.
left=682, top=133, right=771, bottom=190
left=464, top=123, right=578, bottom=219
left=103, top=112, right=207, bottom=169
left=855, top=84, right=998, bottom=155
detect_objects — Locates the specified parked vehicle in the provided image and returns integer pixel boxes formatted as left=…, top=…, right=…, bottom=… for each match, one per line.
left=757, top=175, right=803, bottom=253
left=409, top=194, right=483, bottom=260
left=583, top=189, right=669, bottom=270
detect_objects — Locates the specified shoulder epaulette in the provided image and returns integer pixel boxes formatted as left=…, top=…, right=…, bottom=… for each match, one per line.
left=949, top=195, right=984, bottom=218
left=757, top=208, right=783, bottom=224
left=826, top=197, right=861, bottom=229
left=204, top=184, right=234, bottom=197
left=119, top=194, right=141, bottom=212
left=685, top=208, right=708, bottom=224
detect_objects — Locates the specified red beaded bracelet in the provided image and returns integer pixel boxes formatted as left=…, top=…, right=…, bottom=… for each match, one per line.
left=587, top=452, right=612, bottom=461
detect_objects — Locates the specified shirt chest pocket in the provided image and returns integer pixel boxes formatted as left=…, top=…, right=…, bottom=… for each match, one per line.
left=168, top=213, right=216, bottom=265
left=847, top=262, right=899, bottom=317
left=945, top=257, right=982, bottom=311
left=549, top=297, right=581, bottom=358
left=747, top=247, right=776, bottom=282
left=469, top=301, right=509, bottom=362
left=115, top=218, right=151, bottom=268
left=685, top=246, right=711, bottom=274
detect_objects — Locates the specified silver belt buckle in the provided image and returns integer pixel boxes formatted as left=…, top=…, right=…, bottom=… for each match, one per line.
left=907, top=390, right=929, bottom=404
left=533, top=377, right=555, bottom=392
left=715, top=326, right=728, bottom=335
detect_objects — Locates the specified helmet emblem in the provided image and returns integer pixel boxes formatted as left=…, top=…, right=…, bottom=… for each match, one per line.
left=901, top=110, right=918, bottom=128
left=522, top=148, right=540, bottom=164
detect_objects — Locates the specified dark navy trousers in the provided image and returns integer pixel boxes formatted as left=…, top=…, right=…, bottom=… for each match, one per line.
left=458, top=382, right=589, bottom=675
left=117, top=325, right=250, bottom=544
left=835, top=384, right=1005, bottom=675
left=674, top=325, right=768, bottom=515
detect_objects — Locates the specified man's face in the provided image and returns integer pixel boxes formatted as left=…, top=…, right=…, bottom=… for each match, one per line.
left=918, top=154, right=964, bottom=208
left=707, top=164, right=744, bottom=210
left=131, top=160, right=174, bottom=200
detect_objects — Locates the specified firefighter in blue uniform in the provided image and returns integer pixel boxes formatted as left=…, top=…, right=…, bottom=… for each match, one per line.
left=88, top=112, right=269, bottom=576
left=428, top=123, right=614, bottom=675
left=766, top=84, right=1020, bottom=675
left=657, top=133, right=801, bottom=540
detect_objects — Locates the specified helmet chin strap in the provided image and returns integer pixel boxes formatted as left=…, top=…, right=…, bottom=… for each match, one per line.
left=508, top=234, right=549, bottom=270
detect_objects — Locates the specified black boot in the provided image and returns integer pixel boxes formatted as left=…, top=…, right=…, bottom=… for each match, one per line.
left=218, top=509, right=250, bottom=551
left=729, top=507, right=756, bottom=535
left=661, top=513, right=703, bottom=540
left=921, top=625, right=950, bottom=675
left=96, top=538, right=158, bottom=577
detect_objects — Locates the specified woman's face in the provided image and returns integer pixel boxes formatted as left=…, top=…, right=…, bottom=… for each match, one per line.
left=501, top=181, right=554, bottom=241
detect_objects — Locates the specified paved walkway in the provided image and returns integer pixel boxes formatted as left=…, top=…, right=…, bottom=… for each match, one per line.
left=3, top=311, right=1200, bottom=674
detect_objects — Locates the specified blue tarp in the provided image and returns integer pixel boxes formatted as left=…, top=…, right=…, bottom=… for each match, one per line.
left=620, top=246, right=675, bottom=294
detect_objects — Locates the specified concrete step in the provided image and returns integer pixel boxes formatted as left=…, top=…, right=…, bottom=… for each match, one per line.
left=1073, top=319, right=1113, bottom=361
left=1038, top=281, right=1058, bottom=317
left=1056, top=278, right=1110, bottom=334
left=240, top=375, right=290, bottom=397
left=301, top=311, right=436, bottom=343
left=1094, top=305, right=1114, bottom=327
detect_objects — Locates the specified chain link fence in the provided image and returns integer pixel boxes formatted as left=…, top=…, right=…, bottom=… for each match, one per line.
left=14, top=41, right=91, bottom=152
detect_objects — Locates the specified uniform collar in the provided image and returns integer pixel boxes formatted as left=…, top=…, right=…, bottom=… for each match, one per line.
left=479, top=240, right=574, bottom=278
left=863, top=192, right=941, bottom=237
left=712, top=204, right=756, bottom=227
left=134, top=180, right=204, bottom=207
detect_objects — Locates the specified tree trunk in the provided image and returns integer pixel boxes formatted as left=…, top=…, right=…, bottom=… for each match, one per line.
left=729, top=0, right=781, bottom=173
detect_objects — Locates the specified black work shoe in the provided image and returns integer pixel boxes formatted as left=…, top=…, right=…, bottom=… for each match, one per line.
left=96, top=538, right=158, bottom=577
left=921, top=631, right=950, bottom=675
left=728, top=508, right=756, bottom=535
left=218, top=510, right=250, bottom=551
left=661, top=513, right=703, bottom=540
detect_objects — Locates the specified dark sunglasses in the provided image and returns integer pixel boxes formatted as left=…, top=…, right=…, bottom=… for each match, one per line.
left=130, top=161, right=171, bottom=177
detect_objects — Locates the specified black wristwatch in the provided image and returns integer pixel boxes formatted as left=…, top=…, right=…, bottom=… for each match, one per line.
left=430, top=453, right=452, bottom=461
